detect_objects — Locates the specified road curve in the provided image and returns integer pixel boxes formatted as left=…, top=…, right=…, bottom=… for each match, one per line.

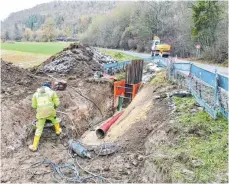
left=106, top=49, right=228, bottom=77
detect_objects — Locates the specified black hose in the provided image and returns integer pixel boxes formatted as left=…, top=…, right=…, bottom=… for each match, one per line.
left=69, top=86, right=104, bottom=118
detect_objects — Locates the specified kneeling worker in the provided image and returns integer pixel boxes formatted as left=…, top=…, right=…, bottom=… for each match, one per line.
left=29, top=82, right=61, bottom=151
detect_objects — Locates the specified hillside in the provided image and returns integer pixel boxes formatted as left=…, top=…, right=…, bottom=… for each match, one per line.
left=1, top=1, right=228, bottom=64
left=1, top=1, right=116, bottom=41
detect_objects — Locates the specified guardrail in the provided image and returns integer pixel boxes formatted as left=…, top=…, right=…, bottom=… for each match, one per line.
left=103, top=56, right=163, bottom=75
left=167, top=60, right=228, bottom=120
left=103, top=56, right=228, bottom=120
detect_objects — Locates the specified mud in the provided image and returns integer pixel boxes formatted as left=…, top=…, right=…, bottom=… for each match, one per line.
left=1, top=52, right=114, bottom=183
left=1, top=59, right=46, bottom=100
left=1, top=68, right=175, bottom=183
left=1, top=49, right=178, bottom=183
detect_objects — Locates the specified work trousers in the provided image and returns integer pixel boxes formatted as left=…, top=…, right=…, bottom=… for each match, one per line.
left=35, top=116, right=58, bottom=136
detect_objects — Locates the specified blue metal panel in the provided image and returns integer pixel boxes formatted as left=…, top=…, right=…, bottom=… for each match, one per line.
left=142, top=57, right=154, bottom=62
left=220, top=107, right=228, bottom=119
left=103, top=60, right=131, bottom=69
left=103, top=63, right=118, bottom=69
left=173, top=63, right=191, bottom=71
left=218, top=74, right=228, bottom=91
left=103, top=56, right=164, bottom=70
left=159, top=58, right=168, bottom=67
left=190, top=88, right=217, bottom=119
left=191, top=65, right=215, bottom=88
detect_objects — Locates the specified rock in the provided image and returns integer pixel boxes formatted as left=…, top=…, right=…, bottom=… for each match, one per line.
left=191, top=159, right=204, bottom=168
left=132, top=160, right=138, bottom=166
left=190, top=109, right=197, bottom=113
left=137, top=155, right=144, bottom=161
left=129, top=154, right=136, bottom=160
left=176, top=152, right=189, bottom=163
left=119, top=169, right=130, bottom=175
left=124, top=163, right=131, bottom=169
left=154, top=94, right=167, bottom=99
left=181, top=168, right=195, bottom=181
left=126, top=170, right=131, bottom=175
left=197, top=107, right=204, bottom=111
left=103, top=166, right=110, bottom=171
left=169, top=91, right=191, bottom=97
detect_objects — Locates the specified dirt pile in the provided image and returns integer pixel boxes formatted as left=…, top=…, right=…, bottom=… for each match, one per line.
left=1, top=59, right=47, bottom=99
left=1, top=53, right=114, bottom=182
left=90, top=47, right=117, bottom=64
left=40, top=43, right=116, bottom=77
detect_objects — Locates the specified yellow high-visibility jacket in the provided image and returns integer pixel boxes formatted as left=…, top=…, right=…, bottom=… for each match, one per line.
left=32, top=87, right=60, bottom=119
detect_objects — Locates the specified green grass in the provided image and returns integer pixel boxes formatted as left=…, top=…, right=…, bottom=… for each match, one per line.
left=1, top=42, right=70, bottom=55
left=173, top=96, right=196, bottom=113
left=150, top=71, right=168, bottom=86
left=158, top=96, right=228, bottom=183
left=99, top=48, right=140, bottom=61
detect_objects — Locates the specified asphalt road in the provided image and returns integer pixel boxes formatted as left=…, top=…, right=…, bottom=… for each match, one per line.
left=109, top=49, right=228, bottom=77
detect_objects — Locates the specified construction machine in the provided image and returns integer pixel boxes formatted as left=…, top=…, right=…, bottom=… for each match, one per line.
left=151, top=36, right=171, bottom=58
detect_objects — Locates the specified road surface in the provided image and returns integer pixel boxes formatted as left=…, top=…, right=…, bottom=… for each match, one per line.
left=107, top=49, right=228, bottom=77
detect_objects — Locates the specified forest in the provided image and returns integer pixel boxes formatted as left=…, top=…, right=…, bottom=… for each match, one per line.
left=1, top=1, right=228, bottom=63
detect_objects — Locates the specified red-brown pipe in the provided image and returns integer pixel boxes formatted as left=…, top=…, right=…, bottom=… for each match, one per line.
left=96, top=111, right=124, bottom=139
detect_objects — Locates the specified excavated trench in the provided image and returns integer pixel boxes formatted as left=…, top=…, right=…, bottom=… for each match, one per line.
left=1, top=77, right=114, bottom=182
left=1, top=44, right=175, bottom=183
left=1, top=45, right=115, bottom=182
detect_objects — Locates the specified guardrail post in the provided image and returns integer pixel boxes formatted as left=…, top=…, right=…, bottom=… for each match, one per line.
left=199, top=71, right=202, bottom=99
left=168, top=58, right=171, bottom=80
left=214, top=69, right=219, bottom=111
left=188, top=63, right=192, bottom=92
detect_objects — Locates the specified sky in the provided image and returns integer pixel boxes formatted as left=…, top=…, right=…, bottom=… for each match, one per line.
left=0, top=0, right=55, bottom=21
left=0, top=0, right=118, bottom=21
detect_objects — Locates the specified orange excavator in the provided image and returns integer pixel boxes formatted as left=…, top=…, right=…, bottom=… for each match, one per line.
left=151, top=36, right=171, bottom=58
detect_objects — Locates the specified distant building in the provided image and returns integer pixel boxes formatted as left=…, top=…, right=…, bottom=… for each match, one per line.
left=56, top=36, right=78, bottom=42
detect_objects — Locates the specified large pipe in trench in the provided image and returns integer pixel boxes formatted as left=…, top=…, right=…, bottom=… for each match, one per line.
left=96, top=111, right=124, bottom=139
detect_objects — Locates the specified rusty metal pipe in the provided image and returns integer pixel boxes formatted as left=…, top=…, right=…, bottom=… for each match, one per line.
left=96, top=111, right=124, bottom=139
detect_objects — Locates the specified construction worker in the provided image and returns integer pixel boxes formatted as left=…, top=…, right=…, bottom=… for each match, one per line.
left=29, top=82, right=61, bottom=151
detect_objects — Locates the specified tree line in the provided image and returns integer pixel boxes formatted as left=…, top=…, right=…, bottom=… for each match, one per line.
left=1, top=1, right=116, bottom=42
left=79, top=1, right=228, bottom=63
left=1, top=1, right=228, bottom=63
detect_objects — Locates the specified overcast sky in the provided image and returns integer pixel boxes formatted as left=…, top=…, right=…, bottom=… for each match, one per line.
left=0, top=0, right=58, bottom=21
left=0, top=0, right=119, bottom=21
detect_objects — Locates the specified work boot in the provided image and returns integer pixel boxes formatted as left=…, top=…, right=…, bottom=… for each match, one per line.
left=54, top=123, right=62, bottom=135
left=29, top=135, right=40, bottom=152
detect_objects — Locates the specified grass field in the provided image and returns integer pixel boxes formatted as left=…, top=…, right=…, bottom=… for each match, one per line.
left=1, top=42, right=139, bottom=68
left=1, top=42, right=71, bottom=68
left=99, top=48, right=140, bottom=61
left=1, top=42, right=70, bottom=55
left=1, top=50, right=50, bottom=68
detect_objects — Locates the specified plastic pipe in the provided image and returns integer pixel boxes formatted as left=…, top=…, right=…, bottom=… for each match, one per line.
left=96, top=111, right=124, bottom=139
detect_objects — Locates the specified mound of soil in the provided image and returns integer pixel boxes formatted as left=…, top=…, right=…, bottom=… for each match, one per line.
left=1, top=59, right=47, bottom=99
left=39, top=43, right=116, bottom=77
left=1, top=50, right=115, bottom=183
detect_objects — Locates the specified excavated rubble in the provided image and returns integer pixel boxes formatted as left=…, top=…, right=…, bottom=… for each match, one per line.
left=40, top=43, right=116, bottom=77
left=90, top=47, right=117, bottom=64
